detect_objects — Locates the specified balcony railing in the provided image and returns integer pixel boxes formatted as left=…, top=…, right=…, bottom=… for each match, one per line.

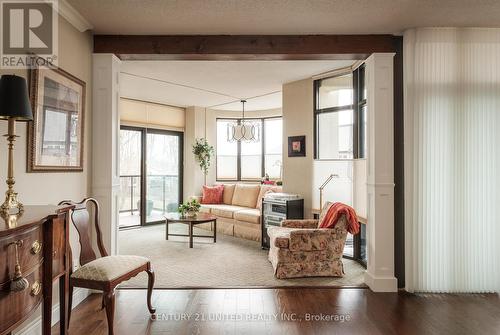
left=119, top=174, right=179, bottom=217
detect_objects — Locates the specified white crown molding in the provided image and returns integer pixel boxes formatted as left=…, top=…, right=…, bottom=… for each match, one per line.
left=311, top=59, right=368, bottom=80
left=57, top=0, right=93, bottom=32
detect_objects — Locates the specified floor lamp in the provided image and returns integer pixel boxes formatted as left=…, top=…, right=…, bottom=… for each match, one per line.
left=319, top=174, right=339, bottom=209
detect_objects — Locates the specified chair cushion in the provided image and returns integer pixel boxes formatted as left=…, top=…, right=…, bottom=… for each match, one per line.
left=71, top=255, right=149, bottom=282
left=210, top=205, right=246, bottom=219
left=234, top=208, right=261, bottom=225
left=231, top=184, right=261, bottom=208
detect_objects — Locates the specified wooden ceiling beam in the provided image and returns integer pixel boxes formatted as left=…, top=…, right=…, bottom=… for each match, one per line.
left=93, top=35, right=400, bottom=60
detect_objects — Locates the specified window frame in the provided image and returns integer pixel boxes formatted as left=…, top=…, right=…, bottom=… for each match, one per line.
left=119, top=125, right=184, bottom=228
left=355, top=64, right=367, bottom=159
left=313, top=66, right=367, bottom=160
left=216, top=116, right=282, bottom=182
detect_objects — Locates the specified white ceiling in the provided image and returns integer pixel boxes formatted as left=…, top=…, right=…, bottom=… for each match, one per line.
left=120, top=60, right=354, bottom=110
left=68, top=0, right=500, bottom=35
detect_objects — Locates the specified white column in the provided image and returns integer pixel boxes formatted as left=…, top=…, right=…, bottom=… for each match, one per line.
left=92, top=54, right=121, bottom=255
left=364, top=53, right=398, bottom=292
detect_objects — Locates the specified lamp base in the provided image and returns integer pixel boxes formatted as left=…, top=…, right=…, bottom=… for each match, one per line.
left=1, top=190, right=24, bottom=216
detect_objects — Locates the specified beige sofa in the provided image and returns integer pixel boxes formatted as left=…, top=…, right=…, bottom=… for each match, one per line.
left=191, top=183, right=282, bottom=242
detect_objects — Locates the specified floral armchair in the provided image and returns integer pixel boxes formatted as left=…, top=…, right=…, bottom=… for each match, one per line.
left=267, top=211, right=348, bottom=279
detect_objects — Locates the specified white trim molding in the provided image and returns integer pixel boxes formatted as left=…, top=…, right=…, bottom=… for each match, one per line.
left=363, top=53, right=398, bottom=292
left=92, top=54, right=122, bottom=255
left=311, top=60, right=364, bottom=80
left=57, top=0, right=93, bottom=32
left=365, top=272, right=398, bottom=292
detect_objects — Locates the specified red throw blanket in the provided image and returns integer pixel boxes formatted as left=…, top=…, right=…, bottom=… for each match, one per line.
left=318, top=202, right=360, bottom=234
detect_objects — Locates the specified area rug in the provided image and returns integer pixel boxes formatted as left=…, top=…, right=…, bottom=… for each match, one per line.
left=118, top=224, right=366, bottom=288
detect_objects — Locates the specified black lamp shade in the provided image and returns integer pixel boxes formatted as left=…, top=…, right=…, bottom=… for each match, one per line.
left=0, top=75, right=33, bottom=121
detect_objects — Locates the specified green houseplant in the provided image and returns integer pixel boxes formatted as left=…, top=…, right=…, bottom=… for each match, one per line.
left=178, top=199, right=201, bottom=217
left=192, top=138, right=214, bottom=175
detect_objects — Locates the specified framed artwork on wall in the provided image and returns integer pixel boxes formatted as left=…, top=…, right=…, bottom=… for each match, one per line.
left=288, top=135, right=306, bottom=157
left=28, top=65, right=85, bottom=172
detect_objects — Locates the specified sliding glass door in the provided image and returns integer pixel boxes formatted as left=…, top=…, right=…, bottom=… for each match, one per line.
left=146, top=130, right=183, bottom=224
left=119, top=126, right=183, bottom=228
left=119, top=127, right=143, bottom=228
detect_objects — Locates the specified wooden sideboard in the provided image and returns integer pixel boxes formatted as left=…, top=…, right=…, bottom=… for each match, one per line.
left=0, top=205, right=73, bottom=335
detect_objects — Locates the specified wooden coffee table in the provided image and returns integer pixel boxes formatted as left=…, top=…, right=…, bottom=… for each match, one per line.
left=164, top=212, right=217, bottom=248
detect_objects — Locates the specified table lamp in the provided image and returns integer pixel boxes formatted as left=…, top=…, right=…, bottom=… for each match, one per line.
left=0, top=75, right=33, bottom=215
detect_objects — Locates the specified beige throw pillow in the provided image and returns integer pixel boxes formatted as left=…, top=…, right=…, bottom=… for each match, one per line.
left=222, top=184, right=236, bottom=205
left=231, top=184, right=261, bottom=208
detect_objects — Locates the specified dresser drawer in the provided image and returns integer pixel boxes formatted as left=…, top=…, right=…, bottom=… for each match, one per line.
left=0, top=226, right=43, bottom=286
left=0, top=264, right=43, bottom=334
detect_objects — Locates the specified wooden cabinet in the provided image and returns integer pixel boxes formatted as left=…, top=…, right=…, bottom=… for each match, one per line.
left=0, top=205, right=73, bottom=335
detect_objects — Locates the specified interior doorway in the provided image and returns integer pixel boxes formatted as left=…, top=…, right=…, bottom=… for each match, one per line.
left=119, top=125, right=183, bottom=228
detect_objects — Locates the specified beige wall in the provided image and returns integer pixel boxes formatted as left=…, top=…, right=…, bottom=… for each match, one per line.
left=0, top=17, right=92, bottom=205
left=0, top=15, right=93, bottom=333
left=282, top=79, right=314, bottom=217
left=183, top=106, right=206, bottom=201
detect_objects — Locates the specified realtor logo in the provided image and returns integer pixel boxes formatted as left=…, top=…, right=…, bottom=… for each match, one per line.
left=1, top=0, right=58, bottom=68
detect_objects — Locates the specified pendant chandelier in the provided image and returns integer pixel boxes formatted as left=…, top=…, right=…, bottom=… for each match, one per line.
left=227, top=100, right=260, bottom=142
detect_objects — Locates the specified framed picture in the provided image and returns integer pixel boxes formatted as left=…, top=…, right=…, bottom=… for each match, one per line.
left=28, top=65, right=86, bottom=172
left=288, top=135, right=306, bottom=157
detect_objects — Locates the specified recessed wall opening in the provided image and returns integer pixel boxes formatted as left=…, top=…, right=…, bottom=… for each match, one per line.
left=114, top=59, right=373, bottom=289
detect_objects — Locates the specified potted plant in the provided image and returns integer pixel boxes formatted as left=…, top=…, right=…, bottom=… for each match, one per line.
left=192, top=138, right=214, bottom=175
left=178, top=199, right=201, bottom=218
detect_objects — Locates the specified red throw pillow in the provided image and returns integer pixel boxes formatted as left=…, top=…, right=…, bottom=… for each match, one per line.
left=201, top=185, right=224, bottom=204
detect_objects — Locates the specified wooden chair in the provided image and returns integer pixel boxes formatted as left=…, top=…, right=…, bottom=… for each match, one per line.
left=59, top=198, right=155, bottom=334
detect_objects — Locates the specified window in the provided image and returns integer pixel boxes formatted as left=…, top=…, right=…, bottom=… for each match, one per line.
left=314, top=66, right=367, bottom=160
left=216, top=120, right=238, bottom=179
left=264, top=118, right=283, bottom=179
left=216, top=117, right=282, bottom=181
left=241, top=120, right=263, bottom=179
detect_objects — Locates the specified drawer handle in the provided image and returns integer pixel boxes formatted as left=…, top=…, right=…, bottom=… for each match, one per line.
left=31, top=281, right=41, bottom=296
left=8, top=240, right=29, bottom=292
left=31, top=240, right=42, bottom=255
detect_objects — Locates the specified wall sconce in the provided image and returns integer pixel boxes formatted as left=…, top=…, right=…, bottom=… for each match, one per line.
left=319, top=174, right=339, bottom=209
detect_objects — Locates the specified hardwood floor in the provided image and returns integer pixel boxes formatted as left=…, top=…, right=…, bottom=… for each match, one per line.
left=54, top=288, right=500, bottom=335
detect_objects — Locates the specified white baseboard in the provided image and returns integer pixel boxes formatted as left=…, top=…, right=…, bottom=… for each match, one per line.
left=364, top=271, right=398, bottom=292
left=13, top=288, right=93, bottom=335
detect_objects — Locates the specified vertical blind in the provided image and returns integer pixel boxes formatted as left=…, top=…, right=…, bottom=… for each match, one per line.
left=404, top=28, right=500, bottom=293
